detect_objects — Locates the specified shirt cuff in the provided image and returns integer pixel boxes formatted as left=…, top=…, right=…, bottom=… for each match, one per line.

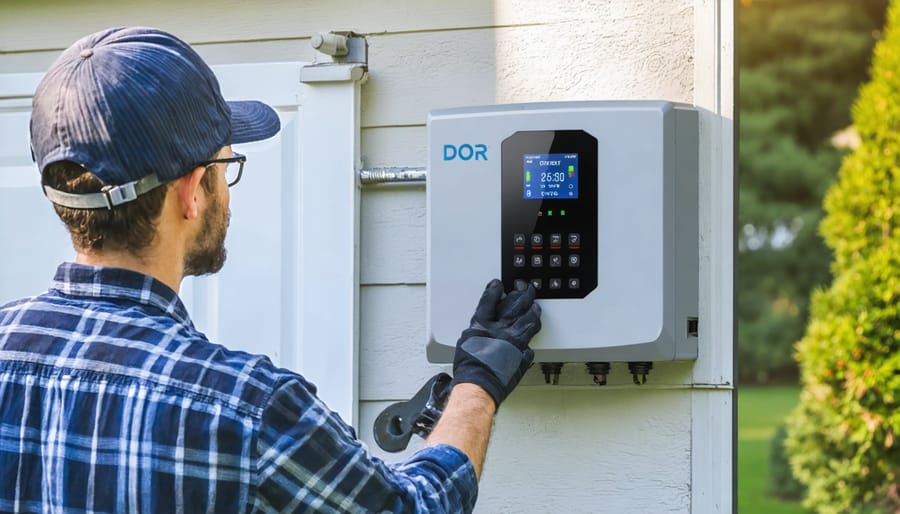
left=401, top=443, right=479, bottom=512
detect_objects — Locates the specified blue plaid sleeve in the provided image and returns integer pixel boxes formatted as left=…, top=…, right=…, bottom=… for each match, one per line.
left=252, top=377, right=478, bottom=513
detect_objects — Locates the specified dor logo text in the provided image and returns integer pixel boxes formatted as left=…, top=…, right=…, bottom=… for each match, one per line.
left=443, top=144, right=488, bottom=161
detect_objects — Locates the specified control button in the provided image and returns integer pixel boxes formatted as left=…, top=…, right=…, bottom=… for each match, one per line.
left=513, top=254, right=526, bottom=267
left=531, top=255, right=544, bottom=267
left=549, top=255, right=562, bottom=268
left=513, top=233, right=526, bottom=247
left=568, top=233, right=581, bottom=248
left=568, top=278, right=580, bottom=289
left=550, top=233, right=563, bottom=248
left=549, top=278, right=562, bottom=290
left=568, top=254, right=581, bottom=268
left=530, top=278, right=543, bottom=290
left=514, top=279, right=528, bottom=290
left=530, top=233, right=544, bottom=247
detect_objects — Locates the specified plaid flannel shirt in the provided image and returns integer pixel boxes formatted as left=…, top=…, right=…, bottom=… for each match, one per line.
left=0, top=263, right=477, bottom=513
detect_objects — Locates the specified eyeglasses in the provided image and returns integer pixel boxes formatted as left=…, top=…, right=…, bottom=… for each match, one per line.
left=199, top=152, right=246, bottom=187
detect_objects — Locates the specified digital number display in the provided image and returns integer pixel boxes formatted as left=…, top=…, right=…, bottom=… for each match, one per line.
left=523, top=153, right=579, bottom=200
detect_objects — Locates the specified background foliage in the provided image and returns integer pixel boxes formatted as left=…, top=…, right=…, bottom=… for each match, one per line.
left=786, top=1, right=900, bottom=511
left=738, top=0, right=888, bottom=383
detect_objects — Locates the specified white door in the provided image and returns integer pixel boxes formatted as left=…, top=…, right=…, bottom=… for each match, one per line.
left=0, top=61, right=362, bottom=426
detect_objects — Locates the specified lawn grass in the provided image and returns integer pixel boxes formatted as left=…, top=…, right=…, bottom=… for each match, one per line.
left=738, top=386, right=807, bottom=514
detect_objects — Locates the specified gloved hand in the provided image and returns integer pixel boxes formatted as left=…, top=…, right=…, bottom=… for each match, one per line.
left=451, top=279, right=542, bottom=408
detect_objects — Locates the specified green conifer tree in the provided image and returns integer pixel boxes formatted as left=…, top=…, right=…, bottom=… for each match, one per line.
left=787, top=2, right=900, bottom=511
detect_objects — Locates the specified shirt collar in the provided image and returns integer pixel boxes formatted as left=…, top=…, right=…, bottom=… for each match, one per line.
left=51, top=262, right=194, bottom=327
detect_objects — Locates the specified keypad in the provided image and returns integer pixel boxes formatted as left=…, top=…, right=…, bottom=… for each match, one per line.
left=508, top=232, right=583, bottom=297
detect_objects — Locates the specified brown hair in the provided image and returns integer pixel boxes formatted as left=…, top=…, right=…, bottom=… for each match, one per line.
left=42, top=160, right=218, bottom=254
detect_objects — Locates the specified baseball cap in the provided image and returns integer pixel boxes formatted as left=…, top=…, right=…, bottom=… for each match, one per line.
left=30, top=27, right=281, bottom=209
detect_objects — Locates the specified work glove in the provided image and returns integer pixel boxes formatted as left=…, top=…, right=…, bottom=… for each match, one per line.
left=451, top=279, right=542, bottom=408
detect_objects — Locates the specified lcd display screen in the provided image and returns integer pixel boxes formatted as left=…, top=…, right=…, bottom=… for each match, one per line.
left=523, top=153, right=579, bottom=200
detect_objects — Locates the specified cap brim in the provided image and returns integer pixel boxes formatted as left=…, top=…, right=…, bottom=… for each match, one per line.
left=228, top=100, right=281, bottom=145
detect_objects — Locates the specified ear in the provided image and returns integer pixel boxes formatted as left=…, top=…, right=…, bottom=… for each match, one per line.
left=175, top=166, right=207, bottom=220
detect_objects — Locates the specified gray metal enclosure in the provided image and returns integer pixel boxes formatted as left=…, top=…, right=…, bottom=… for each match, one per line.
left=427, top=101, right=699, bottom=365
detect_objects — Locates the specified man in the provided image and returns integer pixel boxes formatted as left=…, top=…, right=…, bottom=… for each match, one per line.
left=0, top=27, right=541, bottom=513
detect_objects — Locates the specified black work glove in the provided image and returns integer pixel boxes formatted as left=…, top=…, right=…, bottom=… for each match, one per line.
left=451, top=279, right=542, bottom=408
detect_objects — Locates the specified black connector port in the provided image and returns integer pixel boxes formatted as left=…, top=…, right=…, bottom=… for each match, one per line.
left=687, top=317, right=699, bottom=338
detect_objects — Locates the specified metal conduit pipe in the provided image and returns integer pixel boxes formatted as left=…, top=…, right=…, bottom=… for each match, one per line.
left=358, top=167, right=427, bottom=186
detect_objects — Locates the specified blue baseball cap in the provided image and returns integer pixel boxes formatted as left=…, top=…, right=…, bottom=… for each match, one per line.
left=30, top=27, right=281, bottom=209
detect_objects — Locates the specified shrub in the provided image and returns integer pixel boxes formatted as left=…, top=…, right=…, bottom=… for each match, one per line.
left=768, top=422, right=806, bottom=501
left=787, top=3, right=900, bottom=511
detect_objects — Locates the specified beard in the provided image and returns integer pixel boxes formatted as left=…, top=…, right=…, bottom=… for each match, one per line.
left=183, top=188, right=230, bottom=277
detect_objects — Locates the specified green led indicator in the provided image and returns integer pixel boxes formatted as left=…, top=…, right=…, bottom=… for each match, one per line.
left=525, top=171, right=531, bottom=182
left=548, top=210, right=553, bottom=216
left=568, top=165, right=574, bottom=172
left=561, top=210, right=566, bottom=216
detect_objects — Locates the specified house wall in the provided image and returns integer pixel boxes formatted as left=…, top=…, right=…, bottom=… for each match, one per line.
left=0, top=2, right=734, bottom=512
